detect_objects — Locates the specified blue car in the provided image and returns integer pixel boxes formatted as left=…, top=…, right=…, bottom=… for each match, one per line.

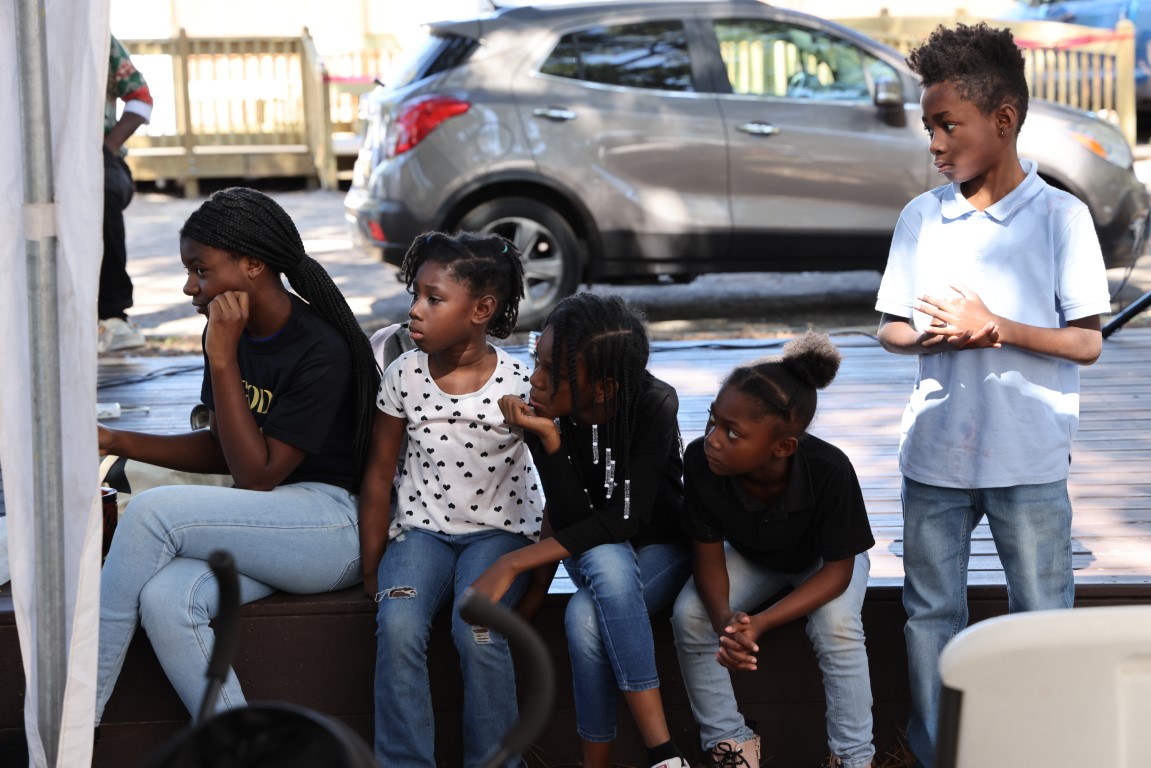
left=1000, top=0, right=1151, bottom=107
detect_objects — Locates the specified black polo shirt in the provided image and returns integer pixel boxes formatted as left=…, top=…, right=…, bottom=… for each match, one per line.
left=682, top=434, right=874, bottom=573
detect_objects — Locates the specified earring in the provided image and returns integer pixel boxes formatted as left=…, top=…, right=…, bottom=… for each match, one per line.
left=591, top=423, right=599, bottom=464
left=999, top=128, right=1005, bottom=136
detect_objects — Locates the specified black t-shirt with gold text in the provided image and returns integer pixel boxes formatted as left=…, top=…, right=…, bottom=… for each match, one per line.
left=201, top=295, right=359, bottom=493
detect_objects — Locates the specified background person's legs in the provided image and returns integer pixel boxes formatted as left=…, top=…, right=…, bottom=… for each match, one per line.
left=99, top=146, right=143, bottom=352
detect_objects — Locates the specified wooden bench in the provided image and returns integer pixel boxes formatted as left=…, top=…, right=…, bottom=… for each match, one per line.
left=4, top=580, right=1150, bottom=767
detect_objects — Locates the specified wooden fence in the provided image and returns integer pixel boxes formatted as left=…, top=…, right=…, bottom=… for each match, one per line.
left=121, top=30, right=396, bottom=196
left=837, top=14, right=1138, bottom=146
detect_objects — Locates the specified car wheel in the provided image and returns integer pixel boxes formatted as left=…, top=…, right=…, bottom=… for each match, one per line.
left=457, top=198, right=582, bottom=329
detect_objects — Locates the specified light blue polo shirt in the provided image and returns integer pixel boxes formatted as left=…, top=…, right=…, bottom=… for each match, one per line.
left=875, top=159, right=1111, bottom=488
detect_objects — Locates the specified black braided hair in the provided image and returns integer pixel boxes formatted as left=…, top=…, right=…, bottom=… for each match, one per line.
left=724, top=331, right=842, bottom=434
left=179, top=187, right=380, bottom=469
left=544, top=293, right=652, bottom=495
left=907, top=22, right=1029, bottom=131
left=399, top=231, right=526, bottom=338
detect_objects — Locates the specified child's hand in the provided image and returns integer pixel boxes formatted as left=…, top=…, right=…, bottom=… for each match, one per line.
left=465, top=561, right=518, bottom=621
left=205, top=290, right=249, bottom=362
left=716, top=611, right=760, bottom=671
left=916, top=285, right=1003, bottom=351
left=498, top=394, right=561, bottom=452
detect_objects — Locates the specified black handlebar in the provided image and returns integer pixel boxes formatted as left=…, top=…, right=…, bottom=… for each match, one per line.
left=199, top=550, right=240, bottom=724
left=458, top=588, right=556, bottom=768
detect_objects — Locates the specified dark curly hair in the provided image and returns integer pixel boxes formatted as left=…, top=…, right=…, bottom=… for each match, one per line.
left=907, top=22, right=1029, bottom=132
left=180, top=187, right=380, bottom=471
left=399, top=231, right=526, bottom=338
left=723, top=331, right=842, bottom=433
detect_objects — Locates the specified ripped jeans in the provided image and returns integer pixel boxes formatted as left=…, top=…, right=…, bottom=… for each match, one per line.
left=373, top=527, right=532, bottom=768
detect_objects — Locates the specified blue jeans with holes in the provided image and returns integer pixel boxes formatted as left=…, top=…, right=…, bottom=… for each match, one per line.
left=672, top=545, right=874, bottom=768
left=95, top=481, right=361, bottom=722
left=564, top=541, right=691, bottom=742
left=373, top=527, right=532, bottom=768
left=901, top=477, right=1074, bottom=768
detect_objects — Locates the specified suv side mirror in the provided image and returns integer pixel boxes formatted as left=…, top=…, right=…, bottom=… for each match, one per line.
left=874, top=76, right=906, bottom=127
left=873, top=77, right=903, bottom=108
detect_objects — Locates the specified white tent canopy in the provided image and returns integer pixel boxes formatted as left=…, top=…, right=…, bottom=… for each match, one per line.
left=2, top=0, right=107, bottom=765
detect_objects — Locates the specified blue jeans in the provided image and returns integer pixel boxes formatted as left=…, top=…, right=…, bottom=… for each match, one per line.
left=901, top=477, right=1074, bottom=767
left=373, top=527, right=532, bottom=768
left=96, top=482, right=361, bottom=721
left=564, top=541, right=691, bottom=742
left=672, top=545, right=874, bottom=768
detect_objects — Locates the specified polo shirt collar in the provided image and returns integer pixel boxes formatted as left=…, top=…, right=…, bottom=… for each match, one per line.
left=939, top=158, right=1043, bottom=222
left=727, top=437, right=814, bottom=521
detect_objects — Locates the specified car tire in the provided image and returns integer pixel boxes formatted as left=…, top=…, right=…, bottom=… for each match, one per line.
left=457, top=197, right=582, bottom=329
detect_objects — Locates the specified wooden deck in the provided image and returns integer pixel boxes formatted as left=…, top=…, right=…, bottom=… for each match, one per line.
left=652, top=329, right=1151, bottom=590
left=83, top=327, right=1151, bottom=590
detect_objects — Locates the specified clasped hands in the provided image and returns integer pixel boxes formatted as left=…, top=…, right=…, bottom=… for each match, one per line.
left=715, top=611, right=762, bottom=672
left=916, top=284, right=1002, bottom=351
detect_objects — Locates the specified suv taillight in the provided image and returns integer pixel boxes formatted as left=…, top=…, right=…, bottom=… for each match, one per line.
left=389, top=96, right=471, bottom=157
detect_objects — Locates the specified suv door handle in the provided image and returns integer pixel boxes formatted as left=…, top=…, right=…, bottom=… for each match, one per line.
left=532, top=107, right=577, bottom=121
left=737, top=122, right=781, bottom=136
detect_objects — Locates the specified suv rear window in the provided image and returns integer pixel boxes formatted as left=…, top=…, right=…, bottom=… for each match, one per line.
left=384, top=32, right=479, bottom=88
left=539, top=21, right=695, bottom=92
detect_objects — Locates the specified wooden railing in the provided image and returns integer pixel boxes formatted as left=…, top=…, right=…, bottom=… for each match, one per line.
left=836, top=14, right=1138, bottom=146
left=121, top=30, right=397, bottom=196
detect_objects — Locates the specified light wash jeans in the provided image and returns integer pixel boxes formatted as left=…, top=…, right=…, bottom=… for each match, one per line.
left=96, top=481, right=361, bottom=722
left=373, top=527, right=532, bottom=768
left=564, top=541, right=691, bottom=742
left=672, top=545, right=874, bottom=768
left=901, top=477, right=1074, bottom=768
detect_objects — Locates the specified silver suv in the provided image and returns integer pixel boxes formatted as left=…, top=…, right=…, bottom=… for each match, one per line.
left=344, top=0, right=1149, bottom=326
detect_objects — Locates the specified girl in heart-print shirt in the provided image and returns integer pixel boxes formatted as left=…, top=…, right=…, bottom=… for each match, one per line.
left=358, top=231, right=542, bottom=768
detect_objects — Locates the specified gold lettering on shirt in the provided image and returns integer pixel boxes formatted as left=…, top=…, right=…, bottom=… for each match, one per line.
left=242, top=379, right=274, bottom=414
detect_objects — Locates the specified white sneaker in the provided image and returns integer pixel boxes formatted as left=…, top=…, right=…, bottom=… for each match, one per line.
left=650, top=758, right=688, bottom=768
left=98, top=317, right=146, bottom=353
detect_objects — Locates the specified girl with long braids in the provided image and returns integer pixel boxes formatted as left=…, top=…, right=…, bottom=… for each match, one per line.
left=470, top=293, right=692, bottom=768
left=358, top=231, right=542, bottom=768
left=94, top=187, right=379, bottom=722
left=670, top=332, right=875, bottom=768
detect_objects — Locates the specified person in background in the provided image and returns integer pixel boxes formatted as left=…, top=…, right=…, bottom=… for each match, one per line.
left=99, top=35, right=152, bottom=354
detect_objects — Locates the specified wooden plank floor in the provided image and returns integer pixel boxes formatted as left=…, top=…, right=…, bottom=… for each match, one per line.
left=650, top=329, right=1151, bottom=589
left=80, top=326, right=1151, bottom=592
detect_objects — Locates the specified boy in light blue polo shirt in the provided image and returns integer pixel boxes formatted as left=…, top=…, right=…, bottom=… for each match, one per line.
left=873, top=22, right=1111, bottom=768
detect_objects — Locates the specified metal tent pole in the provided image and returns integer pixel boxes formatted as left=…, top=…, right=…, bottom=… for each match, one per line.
left=14, top=0, right=67, bottom=763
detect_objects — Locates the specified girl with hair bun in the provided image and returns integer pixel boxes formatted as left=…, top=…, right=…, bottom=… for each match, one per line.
left=95, top=187, right=380, bottom=722
left=670, top=332, right=877, bottom=768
